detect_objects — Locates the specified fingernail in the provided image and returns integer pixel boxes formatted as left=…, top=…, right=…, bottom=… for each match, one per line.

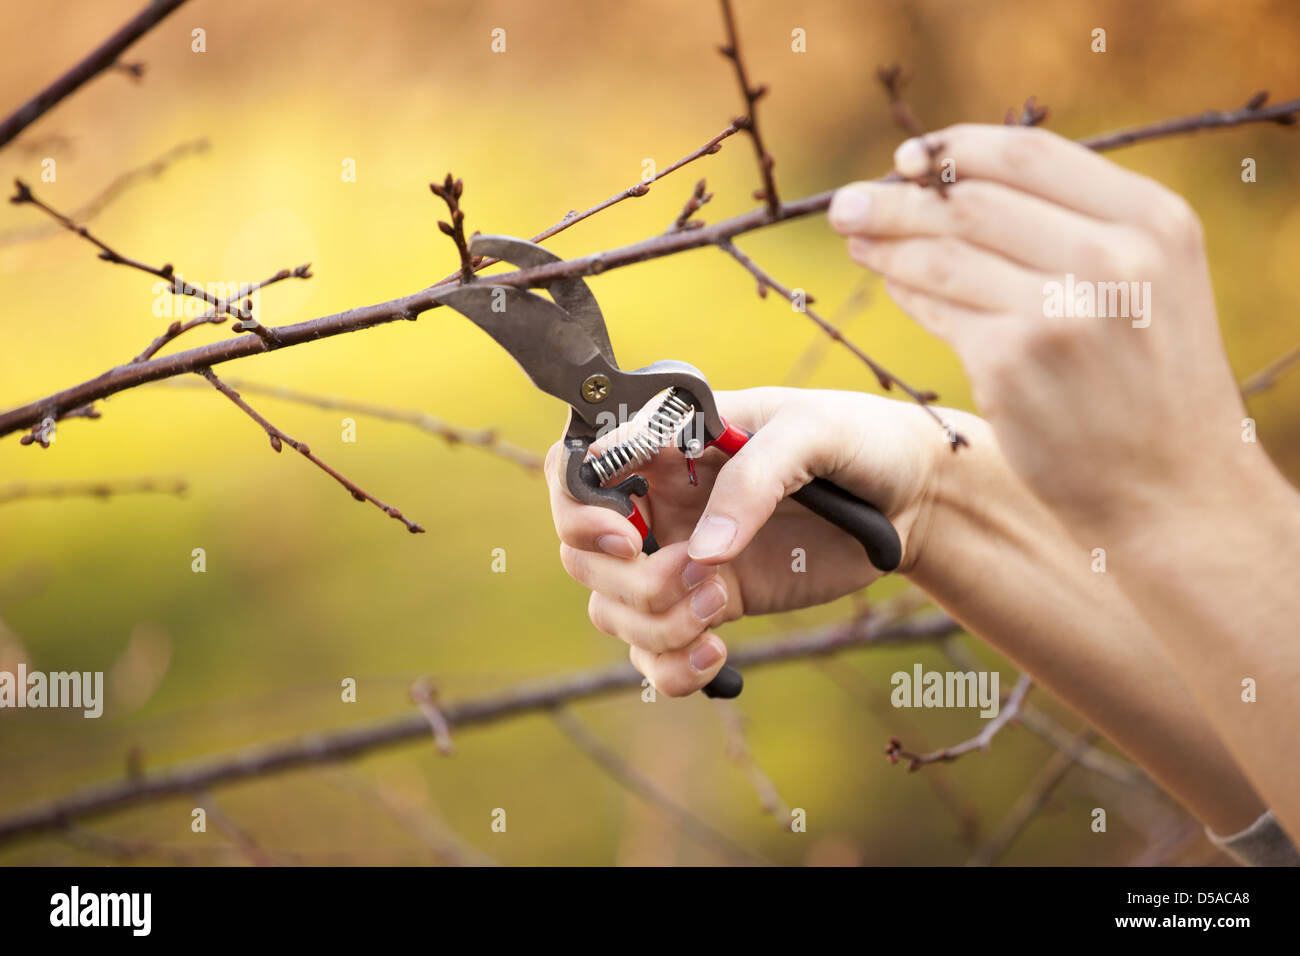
left=893, top=137, right=930, bottom=178
left=682, top=560, right=717, bottom=589
left=689, top=636, right=724, bottom=673
left=690, top=579, right=727, bottom=622
left=688, top=515, right=736, bottom=560
left=829, top=187, right=871, bottom=232
left=596, top=534, right=637, bottom=558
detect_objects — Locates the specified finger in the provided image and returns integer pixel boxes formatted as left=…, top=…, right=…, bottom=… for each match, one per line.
left=847, top=235, right=1042, bottom=312
left=588, top=577, right=733, bottom=654
left=829, top=178, right=1144, bottom=276
left=895, top=124, right=1182, bottom=227
left=630, top=633, right=728, bottom=698
left=686, top=405, right=839, bottom=565
left=883, top=277, right=1008, bottom=352
left=559, top=540, right=718, bottom=614
left=545, top=440, right=642, bottom=558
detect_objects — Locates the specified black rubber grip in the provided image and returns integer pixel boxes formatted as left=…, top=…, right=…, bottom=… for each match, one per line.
left=639, top=525, right=743, bottom=699
left=790, top=477, right=902, bottom=572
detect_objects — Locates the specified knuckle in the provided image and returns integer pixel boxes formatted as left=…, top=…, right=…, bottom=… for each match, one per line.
left=999, top=126, right=1052, bottom=174
left=558, top=542, right=585, bottom=583
left=646, top=564, right=684, bottom=615
left=587, top=592, right=613, bottom=636
left=648, top=615, right=695, bottom=654
left=724, top=457, right=781, bottom=507
left=1022, top=319, right=1080, bottom=362
left=1158, top=193, right=1203, bottom=247
left=629, top=573, right=660, bottom=615
left=652, top=668, right=697, bottom=698
left=945, top=184, right=986, bottom=235
left=1122, top=236, right=1162, bottom=282
left=926, top=237, right=964, bottom=295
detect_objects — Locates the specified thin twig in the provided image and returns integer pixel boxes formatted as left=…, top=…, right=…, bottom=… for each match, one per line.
left=885, top=673, right=1033, bottom=770
left=324, top=769, right=498, bottom=866
left=0, top=477, right=186, bottom=505
left=965, top=728, right=1096, bottom=867
left=940, top=638, right=1153, bottom=790
left=1241, top=343, right=1300, bottom=398
left=550, top=706, right=764, bottom=865
left=669, top=178, right=713, bottom=232
left=1077, top=89, right=1299, bottom=150
left=17, top=403, right=100, bottom=448
left=435, top=123, right=741, bottom=283
left=410, top=678, right=455, bottom=756
left=0, top=611, right=961, bottom=845
left=197, top=368, right=425, bottom=534
left=714, top=700, right=792, bottom=829
left=718, top=238, right=965, bottom=445
left=817, top=656, right=983, bottom=846
left=0, top=138, right=210, bottom=247
left=782, top=276, right=873, bottom=386
left=160, top=377, right=542, bottom=471
left=718, top=0, right=780, bottom=215
left=197, top=790, right=279, bottom=866
left=0, top=0, right=192, bottom=150
left=429, top=173, right=477, bottom=282
left=133, top=265, right=312, bottom=363
left=9, top=179, right=268, bottom=333
left=877, top=64, right=927, bottom=138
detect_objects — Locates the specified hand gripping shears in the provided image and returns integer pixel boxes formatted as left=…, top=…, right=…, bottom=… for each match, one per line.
left=432, top=234, right=902, bottom=699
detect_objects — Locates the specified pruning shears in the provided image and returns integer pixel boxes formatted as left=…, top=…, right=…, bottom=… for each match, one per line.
left=433, top=234, right=902, bottom=699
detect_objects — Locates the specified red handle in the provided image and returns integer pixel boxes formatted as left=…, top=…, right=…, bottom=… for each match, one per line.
left=708, top=420, right=749, bottom=456
left=625, top=419, right=747, bottom=545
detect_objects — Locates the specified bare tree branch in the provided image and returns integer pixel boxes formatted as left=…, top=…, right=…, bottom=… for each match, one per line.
left=966, top=728, right=1096, bottom=867
left=0, top=476, right=186, bottom=505
left=133, top=265, right=312, bottom=363
left=159, top=377, right=543, bottom=471
left=7, top=97, right=1280, bottom=446
left=0, top=611, right=961, bottom=845
left=717, top=0, right=780, bottom=215
left=1241, top=343, right=1300, bottom=398
left=0, top=138, right=210, bottom=247
left=885, top=673, right=1033, bottom=770
left=877, top=64, right=927, bottom=138
left=434, top=122, right=741, bottom=282
left=718, top=238, right=965, bottom=444
left=550, top=706, right=765, bottom=865
left=714, top=699, right=793, bottom=829
left=197, top=368, right=425, bottom=534
left=1077, top=90, right=1298, bottom=150
left=0, top=0, right=192, bottom=150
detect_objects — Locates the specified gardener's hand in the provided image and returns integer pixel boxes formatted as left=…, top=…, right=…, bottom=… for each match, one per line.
left=829, top=124, right=1254, bottom=534
left=545, top=388, right=947, bottom=696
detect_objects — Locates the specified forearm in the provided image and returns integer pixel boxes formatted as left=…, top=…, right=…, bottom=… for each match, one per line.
left=1079, top=446, right=1300, bottom=843
left=905, top=412, right=1265, bottom=834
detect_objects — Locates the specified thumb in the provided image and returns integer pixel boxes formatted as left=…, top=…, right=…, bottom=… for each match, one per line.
left=686, top=410, right=823, bottom=565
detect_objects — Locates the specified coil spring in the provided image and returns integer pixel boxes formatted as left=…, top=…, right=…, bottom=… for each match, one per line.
left=587, top=389, right=693, bottom=485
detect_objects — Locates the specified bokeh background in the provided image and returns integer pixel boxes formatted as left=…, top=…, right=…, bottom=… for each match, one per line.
left=1, top=0, right=1298, bottom=866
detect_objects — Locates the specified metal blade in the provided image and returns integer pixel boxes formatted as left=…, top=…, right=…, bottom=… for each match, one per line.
left=466, top=234, right=617, bottom=366
left=431, top=284, right=612, bottom=408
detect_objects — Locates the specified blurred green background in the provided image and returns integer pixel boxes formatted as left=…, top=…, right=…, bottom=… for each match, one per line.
left=1, top=0, right=1298, bottom=865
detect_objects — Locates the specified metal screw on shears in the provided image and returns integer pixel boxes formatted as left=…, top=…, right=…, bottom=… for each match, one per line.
left=581, top=374, right=611, bottom=403
left=683, top=436, right=703, bottom=486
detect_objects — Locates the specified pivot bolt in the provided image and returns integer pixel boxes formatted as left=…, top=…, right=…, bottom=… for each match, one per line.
left=581, top=374, right=611, bottom=404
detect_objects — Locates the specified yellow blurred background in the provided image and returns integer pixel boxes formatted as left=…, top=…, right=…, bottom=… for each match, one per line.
left=1, top=0, right=1298, bottom=865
